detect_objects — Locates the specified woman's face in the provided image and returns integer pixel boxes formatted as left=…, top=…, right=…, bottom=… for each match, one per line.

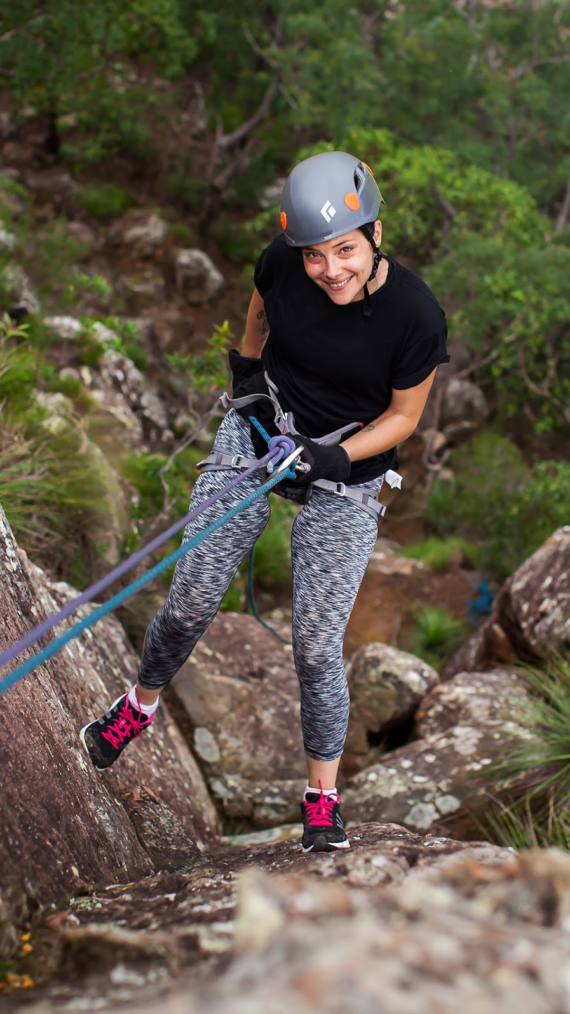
left=301, top=221, right=382, bottom=304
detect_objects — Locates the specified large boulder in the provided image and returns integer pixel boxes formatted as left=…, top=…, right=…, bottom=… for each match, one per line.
left=441, top=378, right=488, bottom=427
left=174, top=248, right=224, bottom=304
left=98, top=348, right=173, bottom=444
left=170, top=612, right=306, bottom=828
left=443, top=526, right=570, bottom=678
left=22, top=167, right=80, bottom=216
left=343, top=643, right=439, bottom=773
left=0, top=505, right=219, bottom=953
left=107, top=211, right=172, bottom=260
left=343, top=668, right=534, bottom=836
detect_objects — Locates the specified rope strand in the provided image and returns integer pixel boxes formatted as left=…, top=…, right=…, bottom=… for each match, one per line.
left=0, top=429, right=299, bottom=697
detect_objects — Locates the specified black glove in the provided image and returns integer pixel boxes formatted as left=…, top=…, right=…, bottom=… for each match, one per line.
left=289, top=434, right=351, bottom=486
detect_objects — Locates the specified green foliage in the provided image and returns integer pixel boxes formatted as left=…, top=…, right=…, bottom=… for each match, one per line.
left=401, top=537, right=479, bottom=571
left=426, top=236, right=570, bottom=432
left=211, top=219, right=260, bottom=266
left=76, top=330, right=107, bottom=367
left=120, top=446, right=203, bottom=561
left=165, top=321, right=232, bottom=392
left=166, top=159, right=205, bottom=212
left=1, top=0, right=197, bottom=166
left=99, top=316, right=148, bottom=370
left=375, top=0, right=570, bottom=208
left=478, top=654, right=570, bottom=847
left=0, top=427, right=53, bottom=543
left=478, top=795, right=570, bottom=851
left=220, top=579, right=244, bottom=613
left=427, top=433, right=528, bottom=532
left=404, top=605, right=469, bottom=669
left=170, top=221, right=195, bottom=246
left=79, top=183, right=136, bottom=220
left=0, top=320, right=38, bottom=412
left=251, top=498, right=296, bottom=590
left=492, top=655, right=570, bottom=810
left=427, top=434, right=570, bottom=578
left=121, top=447, right=199, bottom=523
left=6, top=211, right=106, bottom=314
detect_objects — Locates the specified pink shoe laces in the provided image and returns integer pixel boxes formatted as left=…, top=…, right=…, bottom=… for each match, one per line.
left=303, top=780, right=340, bottom=827
left=101, top=692, right=153, bottom=750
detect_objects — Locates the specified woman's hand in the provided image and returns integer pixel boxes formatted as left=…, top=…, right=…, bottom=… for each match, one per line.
left=289, top=435, right=351, bottom=486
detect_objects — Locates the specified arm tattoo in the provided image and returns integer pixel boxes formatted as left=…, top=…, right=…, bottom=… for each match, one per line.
left=363, top=423, right=376, bottom=432
left=256, top=308, right=270, bottom=339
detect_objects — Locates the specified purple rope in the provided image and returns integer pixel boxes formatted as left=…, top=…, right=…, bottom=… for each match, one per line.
left=0, top=444, right=285, bottom=673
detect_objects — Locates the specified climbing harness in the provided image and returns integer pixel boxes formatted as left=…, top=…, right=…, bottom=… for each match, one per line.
left=0, top=432, right=303, bottom=698
left=198, top=374, right=403, bottom=520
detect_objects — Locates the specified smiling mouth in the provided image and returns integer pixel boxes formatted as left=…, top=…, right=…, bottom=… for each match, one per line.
left=324, top=277, right=353, bottom=291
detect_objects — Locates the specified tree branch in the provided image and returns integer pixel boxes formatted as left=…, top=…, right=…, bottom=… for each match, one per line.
left=219, top=75, right=280, bottom=151
left=555, top=178, right=570, bottom=235
left=432, top=188, right=457, bottom=239
left=199, top=75, right=280, bottom=233
left=509, top=51, right=570, bottom=83
left=242, top=22, right=298, bottom=109
left=518, top=343, right=570, bottom=427
left=0, top=11, right=47, bottom=44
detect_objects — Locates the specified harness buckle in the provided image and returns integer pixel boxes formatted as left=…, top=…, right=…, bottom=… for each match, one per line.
left=335, top=482, right=347, bottom=496
left=230, top=455, right=241, bottom=467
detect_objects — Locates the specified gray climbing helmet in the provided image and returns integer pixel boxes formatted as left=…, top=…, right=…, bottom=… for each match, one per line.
left=280, top=151, right=384, bottom=247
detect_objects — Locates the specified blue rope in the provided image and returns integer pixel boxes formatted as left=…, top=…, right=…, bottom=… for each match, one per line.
left=247, top=546, right=293, bottom=647
left=0, top=453, right=296, bottom=698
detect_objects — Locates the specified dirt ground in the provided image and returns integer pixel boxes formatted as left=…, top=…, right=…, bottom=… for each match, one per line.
left=344, top=560, right=477, bottom=658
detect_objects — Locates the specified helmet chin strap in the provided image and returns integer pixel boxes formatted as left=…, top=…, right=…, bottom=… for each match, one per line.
left=363, top=241, right=383, bottom=318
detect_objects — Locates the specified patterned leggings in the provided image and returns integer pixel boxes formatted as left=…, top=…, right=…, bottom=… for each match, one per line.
left=137, top=410, right=383, bottom=761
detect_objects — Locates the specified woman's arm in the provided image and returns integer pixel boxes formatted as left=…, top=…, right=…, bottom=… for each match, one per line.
left=241, top=288, right=270, bottom=358
left=341, top=369, right=437, bottom=462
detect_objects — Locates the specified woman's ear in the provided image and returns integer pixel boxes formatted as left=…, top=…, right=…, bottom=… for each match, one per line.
left=374, top=220, right=382, bottom=247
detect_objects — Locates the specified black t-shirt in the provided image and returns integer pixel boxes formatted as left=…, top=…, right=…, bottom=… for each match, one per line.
left=254, top=234, right=450, bottom=484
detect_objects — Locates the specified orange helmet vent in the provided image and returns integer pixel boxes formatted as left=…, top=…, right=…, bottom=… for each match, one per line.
left=362, top=161, right=374, bottom=177
left=344, top=192, right=360, bottom=211
left=280, top=211, right=287, bottom=230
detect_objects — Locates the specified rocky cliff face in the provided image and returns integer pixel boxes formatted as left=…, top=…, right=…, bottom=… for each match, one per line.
left=2, top=504, right=570, bottom=1009
left=0, top=504, right=218, bottom=956
left=9, top=830, right=570, bottom=1013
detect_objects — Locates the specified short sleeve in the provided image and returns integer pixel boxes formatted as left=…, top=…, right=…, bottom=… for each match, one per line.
left=253, top=243, right=273, bottom=297
left=392, top=317, right=450, bottom=390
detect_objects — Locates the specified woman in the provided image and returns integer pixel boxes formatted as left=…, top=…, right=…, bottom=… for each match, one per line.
left=81, top=151, right=450, bottom=853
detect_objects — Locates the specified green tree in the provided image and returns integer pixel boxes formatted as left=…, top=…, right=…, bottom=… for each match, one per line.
left=0, top=0, right=197, bottom=162
left=373, top=0, right=570, bottom=213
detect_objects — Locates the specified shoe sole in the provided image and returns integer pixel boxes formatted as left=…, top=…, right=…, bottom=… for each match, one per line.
left=79, top=694, right=127, bottom=772
left=79, top=723, right=108, bottom=771
left=302, top=839, right=350, bottom=853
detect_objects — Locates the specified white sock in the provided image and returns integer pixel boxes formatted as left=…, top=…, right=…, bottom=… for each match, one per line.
left=128, top=686, right=159, bottom=715
left=304, top=785, right=338, bottom=799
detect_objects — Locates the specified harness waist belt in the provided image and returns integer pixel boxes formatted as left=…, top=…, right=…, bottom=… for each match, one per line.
left=196, top=451, right=387, bottom=521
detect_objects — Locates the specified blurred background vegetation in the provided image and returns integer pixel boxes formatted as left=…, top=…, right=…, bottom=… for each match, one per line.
left=0, top=0, right=569, bottom=653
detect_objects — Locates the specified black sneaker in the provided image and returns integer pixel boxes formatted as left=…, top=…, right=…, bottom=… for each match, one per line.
left=80, top=693, right=154, bottom=771
left=300, top=783, right=349, bottom=853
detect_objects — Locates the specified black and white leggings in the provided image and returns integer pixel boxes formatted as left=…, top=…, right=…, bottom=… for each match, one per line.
left=137, top=410, right=384, bottom=761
